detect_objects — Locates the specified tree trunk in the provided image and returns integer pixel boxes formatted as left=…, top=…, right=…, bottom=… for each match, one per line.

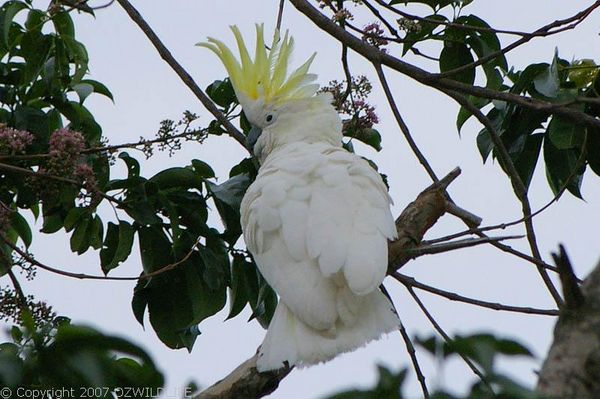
left=537, top=254, right=600, bottom=398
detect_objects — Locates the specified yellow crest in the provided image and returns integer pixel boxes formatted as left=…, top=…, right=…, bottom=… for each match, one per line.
left=197, top=24, right=318, bottom=104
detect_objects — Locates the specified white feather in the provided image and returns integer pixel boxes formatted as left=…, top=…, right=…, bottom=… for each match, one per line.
left=241, top=140, right=399, bottom=371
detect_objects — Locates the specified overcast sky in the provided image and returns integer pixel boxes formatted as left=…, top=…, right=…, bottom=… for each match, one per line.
left=9, top=1, right=600, bottom=398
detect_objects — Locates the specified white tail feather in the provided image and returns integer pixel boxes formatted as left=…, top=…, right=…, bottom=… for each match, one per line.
left=256, top=290, right=399, bottom=372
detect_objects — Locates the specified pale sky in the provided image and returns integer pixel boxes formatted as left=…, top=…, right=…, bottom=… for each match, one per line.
left=9, top=1, right=600, bottom=398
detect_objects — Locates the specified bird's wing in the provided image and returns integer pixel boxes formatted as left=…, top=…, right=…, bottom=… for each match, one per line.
left=240, top=145, right=396, bottom=329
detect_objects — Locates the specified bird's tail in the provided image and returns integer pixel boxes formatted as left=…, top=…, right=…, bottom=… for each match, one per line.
left=256, top=289, right=399, bottom=372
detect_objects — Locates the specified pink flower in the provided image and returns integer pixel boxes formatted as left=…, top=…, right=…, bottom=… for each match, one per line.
left=0, top=128, right=34, bottom=153
left=48, top=128, right=85, bottom=157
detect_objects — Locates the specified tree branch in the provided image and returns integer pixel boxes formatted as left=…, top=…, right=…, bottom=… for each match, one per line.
left=289, top=0, right=600, bottom=131
left=444, top=89, right=563, bottom=307
left=398, top=320, right=429, bottom=398
left=392, top=272, right=559, bottom=316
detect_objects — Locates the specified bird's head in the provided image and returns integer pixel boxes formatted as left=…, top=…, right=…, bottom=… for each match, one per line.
left=197, top=25, right=342, bottom=161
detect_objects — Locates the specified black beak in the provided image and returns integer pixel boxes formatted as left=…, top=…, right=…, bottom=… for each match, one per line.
left=246, top=126, right=263, bottom=153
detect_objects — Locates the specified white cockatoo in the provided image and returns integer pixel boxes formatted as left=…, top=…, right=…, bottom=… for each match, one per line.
left=198, top=25, right=399, bottom=372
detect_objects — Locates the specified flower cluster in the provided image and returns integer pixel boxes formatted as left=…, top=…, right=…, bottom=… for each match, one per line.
left=30, top=128, right=100, bottom=206
left=47, top=128, right=86, bottom=172
left=319, top=75, right=380, bottom=130
left=154, top=111, right=206, bottom=157
left=0, top=287, right=56, bottom=327
left=74, top=163, right=99, bottom=205
left=397, top=17, right=422, bottom=33
left=0, top=127, right=34, bottom=154
left=333, top=8, right=354, bottom=23
left=362, top=22, right=389, bottom=51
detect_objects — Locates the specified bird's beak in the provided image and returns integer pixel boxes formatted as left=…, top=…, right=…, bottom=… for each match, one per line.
left=246, top=126, right=263, bottom=153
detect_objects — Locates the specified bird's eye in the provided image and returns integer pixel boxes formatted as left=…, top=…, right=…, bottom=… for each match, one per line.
left=265, top=114, right=274, bottom=123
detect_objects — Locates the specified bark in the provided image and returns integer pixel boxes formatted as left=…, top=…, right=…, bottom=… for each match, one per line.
left=537, top=248, right=600, bottom=398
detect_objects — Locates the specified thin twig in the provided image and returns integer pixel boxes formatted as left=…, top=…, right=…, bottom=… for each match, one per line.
left=398, top=320, right=429, bottom=398
left=405, top=285, right=492, bottom=391
left=115, top=0, right=247, bottom=150
left=374, top=63, right=438, bottom=181
left=403, top=235, right=522, bottom=258
left=7, top=269, right=28, bottom=308
left=2, top=234, right=199, bottom=281
left=275, top=0, right=285, bottom=31
left=0, top=127, right=209, bottom=162
left=392, top=272, right=559, bottom=316
left=444, top=89, right=563, bottom=307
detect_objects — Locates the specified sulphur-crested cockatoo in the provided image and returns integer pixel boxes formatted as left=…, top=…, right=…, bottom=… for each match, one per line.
left=198, top=25, right=399, bottom=372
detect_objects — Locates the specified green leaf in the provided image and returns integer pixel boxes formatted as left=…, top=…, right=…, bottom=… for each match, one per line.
left=344, top=126, right=382, bottom=151
left=544, top=135, right=584, bottom=199
left=149, top=167, right=203, bottom=190
left=41, top=324, right=163, bottom=388
left=568, top=59, right=598, bottom=88
left=229, top=157, right=258, bottom=179
left=71, top=82, right=94, bottom=103
left=63, top=207, right=86, bottom=232
left=439, top=42, right=475, bottom=85
left=70, top=216, right=91, bottom=254
left=25, top=9, right=45, bottom=32
left=52, top=10, right=75, bottom=37
left=533, top=52, right=560, bottom=98
left=390, top=0, right=456, bottom=10
left=227, top=255, right=252, bottom=319
left=14, top=105, right=48, bottom=138
left=207, top=174, right=251, bottom=210
left=131, top=277, right=149, bottom=327
left=456, top=95, right=489, bottom=133
left=21, top=31, right=53, bottom=84
left=80, top=79, right=114, bottom=101
left=0, top=1, right=27, bottom=51
left=100, top=221, right=135, bottom=274
left=547, top=116, right=585, bottom=150
left=587, top=127, right=600, bottom=177
left=119, top=152, right=140, bottom=178
left=137, top=227, right=227, bottom=350
left=61, top=35, right=88, bottom=81
left=510, top=63, right=548, bottom=94
left=89, top=215, right=103, bottom=250
left=198, top=238, right=230, bottom=290
left=206, top=174, right=252, bottom=243
left=206, top=78, right=237, bottom=109
left=9, top=212, right=31, bottom=248
left=513, top=133, right=543, bottom=190
left=178, top=325, right=200, bottom=353
left=41, top=213, right=63, bottom=234
left=252, top=277, right=278, bottom=329
left=191, top=159, right=215, bottom=179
